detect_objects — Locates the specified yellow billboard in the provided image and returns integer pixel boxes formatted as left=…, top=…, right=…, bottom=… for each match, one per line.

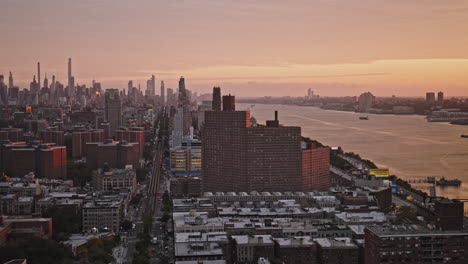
left=369, top=168, right=390, bottom=177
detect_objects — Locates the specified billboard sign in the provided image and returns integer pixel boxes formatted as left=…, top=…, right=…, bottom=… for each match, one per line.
left=369, top=168, right=390, bottom=177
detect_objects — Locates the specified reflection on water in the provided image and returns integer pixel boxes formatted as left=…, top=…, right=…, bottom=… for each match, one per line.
left=238, top=103, right=468, bottom=199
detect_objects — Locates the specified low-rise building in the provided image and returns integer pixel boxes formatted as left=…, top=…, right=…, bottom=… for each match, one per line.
left=170, top=140, right=202, bottom=177
left=82, top=198, right=123, bottom=233
left=316, top=237, right=359, bottom=264
left=0, top=195, right=34, bottom=216
left=86, top=140, right=139, bottom=170
left=274, top=237, right=317, bottom=264
left=174, top=231, right=228, bottom=262
left=365, top=225, right=468, bottom=264
left=92, top=166, right=137, bottom=192
left=334, top=212, right=386, bottom=225
left=171, top=177, right=202, bottom=197
left=231, top=235, right=275, bottom=264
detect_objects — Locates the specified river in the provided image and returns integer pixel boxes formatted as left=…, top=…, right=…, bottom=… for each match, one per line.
left=238, top=103, right=468, bottom=200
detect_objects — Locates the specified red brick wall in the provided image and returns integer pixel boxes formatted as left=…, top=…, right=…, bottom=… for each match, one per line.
left=302, top=147, right=330, bottom=192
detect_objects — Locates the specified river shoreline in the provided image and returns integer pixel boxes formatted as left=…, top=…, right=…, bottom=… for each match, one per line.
left=239, top=103, right=468, bottom=200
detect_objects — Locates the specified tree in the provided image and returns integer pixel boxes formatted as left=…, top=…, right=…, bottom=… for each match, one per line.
left=131, top=193, right=143, bottom=205
left=76, top=237, right=118, bottom=264
left=136, top=168, right=147, bottom=183
left=67, top=160, right=92, bottom=187
left=121, top=220, right=133, bottom=231
left=43, top=206, right=81, bottom=240
left=395, top=206, right=419, bottom=224
left=0, top=238, right=73, bottom=264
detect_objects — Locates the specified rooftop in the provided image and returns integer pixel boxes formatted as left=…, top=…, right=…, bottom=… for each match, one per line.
left=315, top=237, right=358, bottom=249
left=274, top=236, right=316, bottom=247
left=232, top=235, right=274, bottom=245
left=366, top=225, right=468, bottom=237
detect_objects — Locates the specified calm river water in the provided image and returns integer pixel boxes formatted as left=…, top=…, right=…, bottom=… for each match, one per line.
left=238, top=103, right=468, bottom=200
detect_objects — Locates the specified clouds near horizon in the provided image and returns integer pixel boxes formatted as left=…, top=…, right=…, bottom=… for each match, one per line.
left=1, top=0, right=468, bottom=96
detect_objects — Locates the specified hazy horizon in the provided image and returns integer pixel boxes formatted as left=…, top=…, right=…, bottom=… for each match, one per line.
left=2, top=0, right=468, bottom=97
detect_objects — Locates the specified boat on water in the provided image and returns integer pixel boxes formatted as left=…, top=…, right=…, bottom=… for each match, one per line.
left=436, top=177, right=462, bottom=186
left=461, top=135, right=468, bottom=138
left=451, top=120, right=468, bottom=125
left=359, top=116, right=369, bottom=120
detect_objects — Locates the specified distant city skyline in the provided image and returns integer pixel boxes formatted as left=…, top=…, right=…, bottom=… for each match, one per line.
left=1, top=0, right=468, bottom=97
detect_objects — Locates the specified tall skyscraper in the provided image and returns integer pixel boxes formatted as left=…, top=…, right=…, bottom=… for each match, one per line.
left=151, top=75, right=156, bottom=96
left=128, top=80, right=133, bottom=91
left=202, top=98, right=303, bottom=192
left=178, top=76, right=189, bottom=107
left=179, top=76, right=186, bottom=94
left=8, top=71, right=13, bottom=89
left=160, top=80, right=165, bottom=105
left=128, top=80, right=133, bottom=98
left=30, top=75, right=38, bottom=93
left=37, top=62, right=41, bottom=89
left=212, top=87, right=221, bottom=111
left=43, top=74, right=48, bottom=90
left=105, top=89, right=122, bottom=137
left=68, top=58, right=74, bottom=96
left=222, top=95, right=235, bottom=111
left=167, top=88, right=174, bottom=106
left=146, top=79, right=152, bottom=96
left=426, top=92, right=436, bottom=105
left=51, top=75, right=56, bottom=95
left=172, top=108, right=184, bottom=147
left=358, top=92, right=375, bottom=113
left=146, top=75, right=156, bottom=97
left=437, top=91, right=444, bottom=106
left=0, top=75, right=6, bottom=105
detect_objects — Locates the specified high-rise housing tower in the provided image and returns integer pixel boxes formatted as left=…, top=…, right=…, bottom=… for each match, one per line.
left=202, top=99, right=303, bottom=192
left=105, top=89, right=122, bottom=137
left=212, top=87, right=221, bottom=111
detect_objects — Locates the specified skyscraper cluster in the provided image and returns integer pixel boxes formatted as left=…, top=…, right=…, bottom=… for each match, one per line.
left=426, top=91, right=444, bottom=107
left=1, top=58, right=107, bottom=106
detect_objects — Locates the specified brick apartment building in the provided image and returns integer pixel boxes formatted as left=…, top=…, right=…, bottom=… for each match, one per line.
left=115, top=127, right=145, bottom=159
left=39, top=127, right=64, bottom=146
left=365, top=225, right=468, bottom=264
left=86, top=140, right=139, bottom=170
left=0, top=128, right=24, bottom=142
left=302, top=142, right=331, bottom=191
left=72, top=129, right=105, bottom=158
left=202, top=97, right=330, bottom=193
left=0, top=142, right=67, bottom=179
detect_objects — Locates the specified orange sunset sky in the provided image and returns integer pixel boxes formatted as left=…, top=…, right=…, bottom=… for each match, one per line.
left=1, top=0, right=468, bottom=97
